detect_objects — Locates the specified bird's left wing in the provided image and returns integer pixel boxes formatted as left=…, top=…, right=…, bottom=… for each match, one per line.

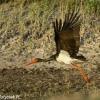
left=53, top=19, right=62, bottom=54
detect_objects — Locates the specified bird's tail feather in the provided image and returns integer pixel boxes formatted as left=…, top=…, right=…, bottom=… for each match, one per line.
left=72, top=55, right=87, bottom=61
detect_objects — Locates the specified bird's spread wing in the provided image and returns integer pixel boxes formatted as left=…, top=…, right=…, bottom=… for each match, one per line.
left=53, top=19, right=62, bottom=54
left=53, top=7, right=81, bottom=57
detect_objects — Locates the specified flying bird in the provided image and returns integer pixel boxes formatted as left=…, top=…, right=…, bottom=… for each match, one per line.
left=26, top=8, right=90, bottom=83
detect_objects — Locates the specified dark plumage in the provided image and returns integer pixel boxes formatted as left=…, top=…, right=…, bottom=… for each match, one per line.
left=53, top=8, right=86, bottom=61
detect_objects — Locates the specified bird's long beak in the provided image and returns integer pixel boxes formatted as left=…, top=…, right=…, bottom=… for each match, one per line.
left=26, top=58, right=38, bottom=66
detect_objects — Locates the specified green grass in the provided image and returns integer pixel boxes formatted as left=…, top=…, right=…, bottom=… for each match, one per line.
left=0, top=0, right=100, bottom=14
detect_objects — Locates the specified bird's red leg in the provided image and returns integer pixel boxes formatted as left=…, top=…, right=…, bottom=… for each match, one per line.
left=26, top=58, right=38, bottom=66
left=71, top=63, right=90, bottom=83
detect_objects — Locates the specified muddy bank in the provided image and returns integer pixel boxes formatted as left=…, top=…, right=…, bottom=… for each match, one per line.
left=0, top=65, right=100, bottom=100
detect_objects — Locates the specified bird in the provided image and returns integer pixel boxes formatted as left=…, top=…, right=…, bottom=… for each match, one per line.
left=26, top=7, right=90, bottom=83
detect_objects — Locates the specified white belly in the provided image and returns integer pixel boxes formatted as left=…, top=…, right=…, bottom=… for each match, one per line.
left=56, top=50, right=74, bottom=64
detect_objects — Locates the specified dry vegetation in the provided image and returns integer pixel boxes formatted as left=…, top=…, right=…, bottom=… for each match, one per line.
left=0, top=0, right=100, bottom=100
left=0, top=0, right=99, bottom=56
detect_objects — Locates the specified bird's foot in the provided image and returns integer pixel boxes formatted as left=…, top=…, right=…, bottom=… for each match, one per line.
left=71, top=63, right=90, bottom=83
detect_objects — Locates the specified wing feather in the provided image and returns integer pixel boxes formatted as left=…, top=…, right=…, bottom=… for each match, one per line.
left=58, top=19, right=62, bottom=32
left=53, top=7, right=81, bottom=57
